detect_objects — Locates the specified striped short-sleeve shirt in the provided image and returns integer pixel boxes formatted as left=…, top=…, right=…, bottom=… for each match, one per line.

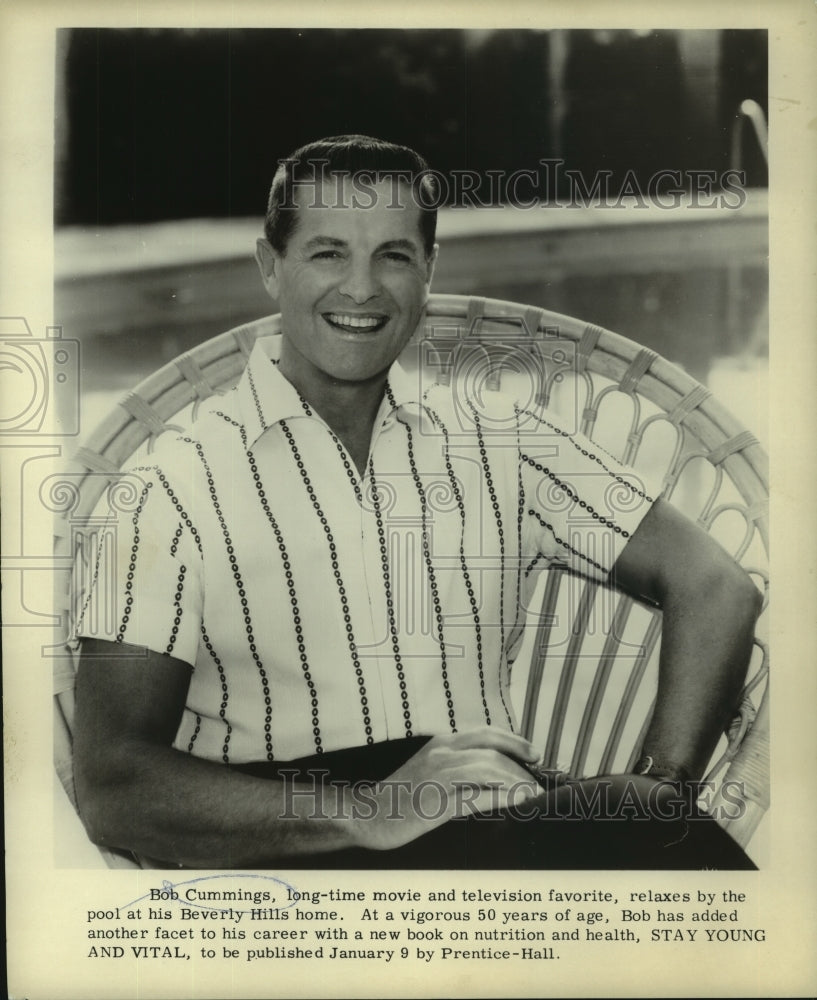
left=75, top=337, right=657, bottom=764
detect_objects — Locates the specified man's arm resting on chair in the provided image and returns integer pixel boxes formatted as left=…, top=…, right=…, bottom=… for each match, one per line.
left=610, top=497, right=763, bottom=783
left=74, top=639, right=541, bottom=867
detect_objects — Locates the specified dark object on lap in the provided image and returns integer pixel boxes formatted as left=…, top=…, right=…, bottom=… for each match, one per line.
left=233, top=739, right=756, bottom=871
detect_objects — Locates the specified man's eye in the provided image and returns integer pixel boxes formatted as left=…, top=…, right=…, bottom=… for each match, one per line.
left=312, top=250, right=342, bottom=260
left=383, top=252, right=412, bottom=263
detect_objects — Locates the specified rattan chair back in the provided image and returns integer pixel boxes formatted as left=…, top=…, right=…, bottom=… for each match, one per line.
left=54, top=294, right=769, bottom=865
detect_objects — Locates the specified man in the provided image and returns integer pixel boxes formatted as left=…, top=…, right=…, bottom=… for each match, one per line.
left=73, top=135, right=761, bottom=869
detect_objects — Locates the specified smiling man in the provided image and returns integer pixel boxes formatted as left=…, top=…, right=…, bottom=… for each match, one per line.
left=254, top=166, right=437, bottom=476
left=73, top=135, right=761, bottom=870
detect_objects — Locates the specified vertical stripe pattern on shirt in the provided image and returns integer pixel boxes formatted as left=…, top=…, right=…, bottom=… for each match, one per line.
left=200, top=623, right=233, bottom=761
left=219, top=407, right=323, bottom=753
left=504, top=403, right=528, bottom=679
left=516, top=407, right=654, bottom=504
left=322, top=423, right=364, bottom=504
left=367, top=457, right=414, bottom=738
left=116, top=481, right=153, bottom=643
left=152, top=468, right=203, bottom=553
left=187, top=713, right=202, bottom=753
left=279, top=420, right=374, bottom=746
left=165, top=564, right=186, bottom=655
left=190, top=438, right=275, bottom=761
left=421, top=399, right=492, bottom=725
left=73, top=529, right=107, bottom=641
left=521, top=453, right=629, bottom=538
left=247, top=443, right=324, bottom=755
left=468, top=402, right=514, bottom=728
left=527, top=508, right=608, bottom=575
left=170, top=522, right=184, bottom=558
left=246, top=364, right=268, bottom=433
left=393, top=416, right=457, bottom=732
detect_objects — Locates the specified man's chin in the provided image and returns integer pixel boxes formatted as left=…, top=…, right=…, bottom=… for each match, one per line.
left=324, top=363, right=395, bottom=387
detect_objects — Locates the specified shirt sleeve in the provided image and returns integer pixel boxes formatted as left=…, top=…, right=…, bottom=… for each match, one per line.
left=519, top=408, right=662, bottom=582
left=72, top=454, right=203, bottom=666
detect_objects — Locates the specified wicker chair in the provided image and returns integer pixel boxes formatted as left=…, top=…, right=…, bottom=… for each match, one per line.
left=53, top=293, right=769, bottom=867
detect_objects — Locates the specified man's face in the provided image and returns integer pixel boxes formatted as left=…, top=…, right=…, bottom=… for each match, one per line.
left=256, top=177, right=436, bottom=389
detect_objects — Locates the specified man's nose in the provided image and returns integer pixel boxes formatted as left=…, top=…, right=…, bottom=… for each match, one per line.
left=338, top=257, right=380, bottom=303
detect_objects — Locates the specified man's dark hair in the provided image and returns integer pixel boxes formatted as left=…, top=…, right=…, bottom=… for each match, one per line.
left=263, top=134, right=438, bottom=258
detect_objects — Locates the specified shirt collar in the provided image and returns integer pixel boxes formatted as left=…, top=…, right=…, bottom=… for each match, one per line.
left=236, top=336, right=432, bottom=449
left=384, top=340, right=444, bottom=429
left=383, top=349, right=427, bottom=413
left=236, top=338, right=311, bottom=448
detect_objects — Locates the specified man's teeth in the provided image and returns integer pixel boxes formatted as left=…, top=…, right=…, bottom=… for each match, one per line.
left=326, top=313, right=384, bottom=330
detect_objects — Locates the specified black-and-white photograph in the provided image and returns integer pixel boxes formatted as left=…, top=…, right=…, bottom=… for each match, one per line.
left=4, top=6, right=815, bottom=998
left=52, top=26, right=769, bottom=871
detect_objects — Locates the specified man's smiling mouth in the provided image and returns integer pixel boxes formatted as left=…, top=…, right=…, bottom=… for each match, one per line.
left=324, top=312, right=389, bottom=333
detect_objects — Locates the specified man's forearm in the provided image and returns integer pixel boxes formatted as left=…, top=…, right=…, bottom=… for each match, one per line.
left=73, top=641, right=544, bottom=867
left=610, top=498, right=763, bottom=784
left=639, top=563, right=762, bottom=782
left=76, top=741, right=362, bottom=868
left=74, top=639, right=376, bottom=867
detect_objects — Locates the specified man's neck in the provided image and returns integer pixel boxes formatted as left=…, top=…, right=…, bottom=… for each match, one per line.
left=278, top=355, right=389, bottom=477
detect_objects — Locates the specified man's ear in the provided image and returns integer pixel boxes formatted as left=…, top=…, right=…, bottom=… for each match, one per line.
left=424, top=243, right=439, bottom=291
left=255, top=238, right=281, bottom=300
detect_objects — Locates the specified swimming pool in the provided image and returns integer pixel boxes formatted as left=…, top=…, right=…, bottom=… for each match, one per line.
left=56, top=189, right=768, bottom=447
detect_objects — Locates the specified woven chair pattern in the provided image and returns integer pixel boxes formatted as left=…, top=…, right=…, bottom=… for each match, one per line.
left=53, top=294, right=769, bottom=864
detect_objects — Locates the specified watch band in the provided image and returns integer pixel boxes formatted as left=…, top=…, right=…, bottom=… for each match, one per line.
left=634, top=754, right=693, bottom=784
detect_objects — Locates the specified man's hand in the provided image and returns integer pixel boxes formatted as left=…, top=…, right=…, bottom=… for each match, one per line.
left=351, top=727, right=543, bottom=852
left=75, top=643, right=541, bottom=866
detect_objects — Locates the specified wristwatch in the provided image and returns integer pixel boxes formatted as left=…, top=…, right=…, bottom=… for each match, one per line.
left=634, top=754, right=692, bottom=784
